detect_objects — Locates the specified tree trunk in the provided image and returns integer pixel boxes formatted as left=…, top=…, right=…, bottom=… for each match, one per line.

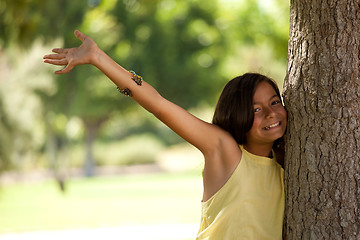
left=84, top=123, right=96, bottom=177
left=83, top=118, right=107, bottom=177
left=283, top=0, right=360, bottom=239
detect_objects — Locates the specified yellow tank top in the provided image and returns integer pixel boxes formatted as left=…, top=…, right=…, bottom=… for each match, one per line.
left=196, top=145, right=284, bottom=240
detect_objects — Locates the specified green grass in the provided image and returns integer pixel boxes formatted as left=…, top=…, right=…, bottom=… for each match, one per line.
left=0, top=170, right=203, bottom=234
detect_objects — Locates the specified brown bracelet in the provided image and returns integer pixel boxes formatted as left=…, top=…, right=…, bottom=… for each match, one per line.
left=116, top=70, right=143, bottom=97
left=129, top=70, right=143, bottom=86
left=117, top=87, right=132, bottom=97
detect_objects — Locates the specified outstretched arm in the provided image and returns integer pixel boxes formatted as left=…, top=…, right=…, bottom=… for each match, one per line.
left=43, top=30, right=242, bottom=201
left=43, top=30, right=229, bottom=155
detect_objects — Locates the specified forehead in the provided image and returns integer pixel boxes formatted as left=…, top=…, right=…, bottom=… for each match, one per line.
left=253, top=81, right=278, bottom=102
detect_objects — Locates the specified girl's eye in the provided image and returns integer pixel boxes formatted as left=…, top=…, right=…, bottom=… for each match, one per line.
left=272, top=100, right=280, bottom=105
left=254, top=108, right=260, bottom=113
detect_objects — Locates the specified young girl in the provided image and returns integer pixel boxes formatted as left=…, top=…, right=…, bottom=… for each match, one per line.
left=43, top=30, right=287, bottom=239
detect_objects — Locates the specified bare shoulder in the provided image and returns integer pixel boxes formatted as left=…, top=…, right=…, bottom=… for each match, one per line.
left=201, top=126, right=242, bottom=201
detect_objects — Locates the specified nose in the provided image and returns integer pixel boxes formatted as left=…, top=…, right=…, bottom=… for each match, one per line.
left=264, top=107, right=276, bottom=118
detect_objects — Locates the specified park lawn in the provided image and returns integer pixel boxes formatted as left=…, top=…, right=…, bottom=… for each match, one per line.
left=0, top=170, right=203, bottom=234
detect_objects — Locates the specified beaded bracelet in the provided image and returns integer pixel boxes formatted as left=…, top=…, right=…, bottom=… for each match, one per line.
left=129, top=70, right=143, bottom=86
left=117, top=87, right=132, bottom=97
left=116, top=70, right=143, bottom=97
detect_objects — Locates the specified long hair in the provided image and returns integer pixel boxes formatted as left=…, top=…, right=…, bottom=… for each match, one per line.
left=212, top=73, right=284, bottom=165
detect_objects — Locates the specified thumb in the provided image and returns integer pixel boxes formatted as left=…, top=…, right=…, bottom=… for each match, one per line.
left=74, top=30, right=86, bottom=42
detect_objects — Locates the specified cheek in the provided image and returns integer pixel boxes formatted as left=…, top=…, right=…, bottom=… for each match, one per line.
left=275, top=105, right=287, bottom=118
left=279, top=107, right=287, bottom=127
left=251, top=114, right=263, bottom=130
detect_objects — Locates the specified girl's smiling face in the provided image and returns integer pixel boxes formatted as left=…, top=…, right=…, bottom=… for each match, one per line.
left=245, top=81, right=287, bottom=148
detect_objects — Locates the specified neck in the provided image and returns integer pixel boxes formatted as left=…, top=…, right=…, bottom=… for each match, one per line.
left=243, top=142, right=273, bottom=158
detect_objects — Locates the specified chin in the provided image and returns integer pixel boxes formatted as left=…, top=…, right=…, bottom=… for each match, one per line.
left=267, top=132, right=285, bottom=143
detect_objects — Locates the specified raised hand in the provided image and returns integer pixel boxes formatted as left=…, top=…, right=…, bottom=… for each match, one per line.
left=43, top=30, right=99, bottom=74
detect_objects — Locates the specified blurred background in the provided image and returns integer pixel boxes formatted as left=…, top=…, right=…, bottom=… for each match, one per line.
left=0, top=0, right=289, bottom=239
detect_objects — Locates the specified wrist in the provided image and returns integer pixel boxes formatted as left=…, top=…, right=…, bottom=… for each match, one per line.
left=91, top=46, right=104, bottom=67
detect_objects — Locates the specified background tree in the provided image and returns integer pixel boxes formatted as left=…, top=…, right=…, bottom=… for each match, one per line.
left=0, top=0, right=230, bottom=176
left=0, top=95, right=13, bottom=172
left=283, top=0, right=360, bottom=238
left=0, top=0, right=289, bottom=178
left=67, top=0, right=228, bottom=176
left=0, top=0, right=91, bottom=179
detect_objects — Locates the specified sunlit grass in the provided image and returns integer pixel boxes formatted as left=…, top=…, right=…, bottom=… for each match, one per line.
left=0, top=170, right=202, bottom=234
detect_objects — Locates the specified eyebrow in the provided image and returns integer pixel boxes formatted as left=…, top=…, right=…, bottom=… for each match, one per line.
left=253, top=94, right=279, bottom=105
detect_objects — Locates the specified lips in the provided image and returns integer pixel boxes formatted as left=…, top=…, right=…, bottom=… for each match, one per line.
left=263, top=121, right=281, bottom=130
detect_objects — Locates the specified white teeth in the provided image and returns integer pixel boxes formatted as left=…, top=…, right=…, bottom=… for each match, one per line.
left=264, top=122, right=280, bottom=130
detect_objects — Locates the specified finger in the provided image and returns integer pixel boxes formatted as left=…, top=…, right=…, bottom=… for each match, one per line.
left=43, top=53, right=66, bottom=60
left=55, top=64, right=74, bottom=74
left=52, top=48, right=70, bottom=54
left=74, top=30, right=87, bottom=42
left=43, top=59, right=68, bottom=66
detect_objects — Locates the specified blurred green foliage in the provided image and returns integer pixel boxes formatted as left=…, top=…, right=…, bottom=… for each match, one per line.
left=0, top=0, right=289, bottom=175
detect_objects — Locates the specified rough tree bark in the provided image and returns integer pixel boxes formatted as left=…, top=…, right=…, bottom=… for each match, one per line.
left=283, top=0, right=360, bottom=239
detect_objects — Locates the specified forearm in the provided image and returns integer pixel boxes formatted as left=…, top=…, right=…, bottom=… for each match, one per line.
left=92, top=48, right=162, bottom=113
left=90, top=49, right=219, bottom=152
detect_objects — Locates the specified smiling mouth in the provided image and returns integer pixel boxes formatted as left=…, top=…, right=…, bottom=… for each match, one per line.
left=263, top=122, right=281, bottom=130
